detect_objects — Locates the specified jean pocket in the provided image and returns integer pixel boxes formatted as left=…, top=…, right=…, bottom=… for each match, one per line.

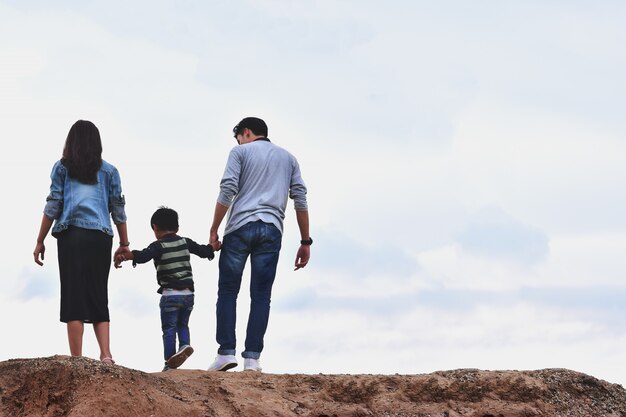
left=185, top=294, right=195, bottom=308
left=160, top=296, right=183, bottom=309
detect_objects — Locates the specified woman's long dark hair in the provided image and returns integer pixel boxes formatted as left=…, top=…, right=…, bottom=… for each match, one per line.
left=61, top=120, right=103, bottom=184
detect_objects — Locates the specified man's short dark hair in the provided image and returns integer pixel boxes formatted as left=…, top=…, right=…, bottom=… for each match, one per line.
left=233, top=117, right=268, bottom=138
left=151, top=206, right=179, bottom=231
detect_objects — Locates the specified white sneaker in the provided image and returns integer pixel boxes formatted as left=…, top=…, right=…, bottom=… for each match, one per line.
left=243, top=358, right=262, bottom=372
left=167, top=345, right=194, bottom=369
left=207, top=354, right=238, bottom=372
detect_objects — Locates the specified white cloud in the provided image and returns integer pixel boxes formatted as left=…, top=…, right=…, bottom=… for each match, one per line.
left=314, top=230, right=418, bottom=277
left=418, top=231, right=626, bottom=292
left=535, top=233, right=626, bottom=288
left=17, top=268, right=58, bottom=301
left=264, top=300, right=625, bottom=385
left=450, top=98, right=626, bottom=234
left=457, top=205, right=549, bottom=265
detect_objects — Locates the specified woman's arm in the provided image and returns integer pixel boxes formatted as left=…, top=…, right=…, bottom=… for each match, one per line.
left=33, top=215, right=54, bottom=266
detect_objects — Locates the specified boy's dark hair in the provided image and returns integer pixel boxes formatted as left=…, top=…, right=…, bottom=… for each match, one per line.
left=233, top=117, right=268, bottom=138
left=62, top=120, right=103, bottom=184
left=151, top=206, right=179, bottom=231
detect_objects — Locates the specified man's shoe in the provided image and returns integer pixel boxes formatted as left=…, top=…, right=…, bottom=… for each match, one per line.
left=207, top=354, right=238, bottom=372
left=243, top=358, right=262, bottom=372
left=162, top=363, right=172, bottom=372
left=167, top=345, right=194, bottom=369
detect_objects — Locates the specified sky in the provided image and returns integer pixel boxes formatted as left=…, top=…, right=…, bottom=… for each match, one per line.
left=2, top=1, right=625, bottom=386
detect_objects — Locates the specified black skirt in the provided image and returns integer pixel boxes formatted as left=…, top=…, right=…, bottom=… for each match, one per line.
left=56, top=226, right=112, bottom=323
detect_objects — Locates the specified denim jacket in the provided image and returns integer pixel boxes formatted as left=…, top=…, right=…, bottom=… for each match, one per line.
left=43, top=159, right=127, bottom=236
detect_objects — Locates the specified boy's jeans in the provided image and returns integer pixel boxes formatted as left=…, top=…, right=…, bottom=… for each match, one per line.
left=160, top=294, right=194, bottom=360
left=216, top=220, right=282, bottom=359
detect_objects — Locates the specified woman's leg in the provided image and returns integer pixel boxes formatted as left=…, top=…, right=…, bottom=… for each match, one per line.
left=93, top=321, right=113, bottom=360
left=67, top=320, right=84, bottom=356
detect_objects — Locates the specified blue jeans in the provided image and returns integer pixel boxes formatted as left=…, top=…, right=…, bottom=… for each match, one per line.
left=216, top=220, right=282, bottom=359
left=160, top=294, right=194, bottom=360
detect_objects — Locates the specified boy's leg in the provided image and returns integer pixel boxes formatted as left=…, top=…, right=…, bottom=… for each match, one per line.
left=176, top=294, right=194, bottom=347
left=160, top=296, right=179, bottom=361
left=167, top=294, right=195, bottom=368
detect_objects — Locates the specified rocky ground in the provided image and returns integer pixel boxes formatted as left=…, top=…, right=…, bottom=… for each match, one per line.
left=0, top=356, right=624, bottom=417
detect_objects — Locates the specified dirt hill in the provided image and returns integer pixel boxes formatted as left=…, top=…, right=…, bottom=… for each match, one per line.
left=0, top=356, right=624, bottom=417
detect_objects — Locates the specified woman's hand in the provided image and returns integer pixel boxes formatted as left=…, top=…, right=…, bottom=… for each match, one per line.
left=113, top=245, right=132, bottom=268
left=33, top=242, right=46, bottom=266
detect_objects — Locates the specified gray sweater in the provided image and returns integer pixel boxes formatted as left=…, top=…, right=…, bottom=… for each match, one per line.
left=217, top=139, right=308, bottom=236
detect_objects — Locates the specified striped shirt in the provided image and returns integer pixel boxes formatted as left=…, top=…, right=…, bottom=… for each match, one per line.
left=131, top=234, right=215, bottom=294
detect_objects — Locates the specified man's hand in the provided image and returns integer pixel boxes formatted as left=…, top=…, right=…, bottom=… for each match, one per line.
left=210, top=230, right=222, bottom=251
left=294, top=245, right=310, bottom=271
left=210, top=240, right=222, bottom=252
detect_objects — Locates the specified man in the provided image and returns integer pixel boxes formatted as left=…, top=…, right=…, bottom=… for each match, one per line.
left=208, top=117, right=311, bottom=372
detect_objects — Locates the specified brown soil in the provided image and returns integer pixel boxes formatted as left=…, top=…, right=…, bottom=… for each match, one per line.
left=0, top=356, right=624, bottom=417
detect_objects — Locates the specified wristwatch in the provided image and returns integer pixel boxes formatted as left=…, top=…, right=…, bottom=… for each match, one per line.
left=300, top=237, right=313, bottom=246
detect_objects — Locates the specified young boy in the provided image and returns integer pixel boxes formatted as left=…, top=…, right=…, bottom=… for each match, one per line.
left=115, top=206, right=220, bottom=371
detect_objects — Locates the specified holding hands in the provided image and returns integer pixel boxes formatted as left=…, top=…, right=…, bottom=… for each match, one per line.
left=114, top=245, right=132, bottom=269
left=114, top=239, right=221, bottom=269
left=209, top=230, right=222, bottom=253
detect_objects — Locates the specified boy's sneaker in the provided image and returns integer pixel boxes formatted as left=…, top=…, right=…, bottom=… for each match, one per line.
left=207, top=354, right=238, bottom=372
left=167, top=345, right=194, bottom=369
left=162, top=363, right=172, bottom=372
left=243, top=358, right=262, bottom=372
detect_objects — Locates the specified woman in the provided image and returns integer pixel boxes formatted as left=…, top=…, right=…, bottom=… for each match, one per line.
left=33, top=120, right=131, bottom=364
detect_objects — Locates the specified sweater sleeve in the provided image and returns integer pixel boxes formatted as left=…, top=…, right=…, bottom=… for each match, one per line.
left=131, top=241, right=161, bottom=267
left=185, top=238, right=215, bottom=261
left=289, top=158, right=308, bottom=211
left=217, top=147, right=241, bottom=207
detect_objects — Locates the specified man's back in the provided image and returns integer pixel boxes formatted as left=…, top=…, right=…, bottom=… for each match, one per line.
left=218, top=140, right=307, bottom=236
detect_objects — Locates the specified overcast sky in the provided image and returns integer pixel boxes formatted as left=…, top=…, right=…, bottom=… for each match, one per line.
left=2, top=1, right=625, bottom=386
